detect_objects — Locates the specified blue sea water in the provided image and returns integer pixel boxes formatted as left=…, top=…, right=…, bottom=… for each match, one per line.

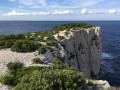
left=0, top=21, right=120, bottom=86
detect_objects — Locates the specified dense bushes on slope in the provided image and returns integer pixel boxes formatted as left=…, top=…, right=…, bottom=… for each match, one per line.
left=51, top=57, right=63, bottom=65
left=11, top=40, right=39, bottom=52
left=32, top=58, right=44, bottom=64
left=0, top=40, right=15, bottom=49
left=7, top=62, right=24, bottom=71
left=0, top=58, right=87, bottom=90
left=38, top=45, right=48, bottom=54
left=14, top=69, right=86, bottom=90
left=0, top=33, right=25, bottom=40
left=0, top=73, right=16, bottom=86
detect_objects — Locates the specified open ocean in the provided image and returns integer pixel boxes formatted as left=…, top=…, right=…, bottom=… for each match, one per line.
left=0, top=21, right=120, bottom=86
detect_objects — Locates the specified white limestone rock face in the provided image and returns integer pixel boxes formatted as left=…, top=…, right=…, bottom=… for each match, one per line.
left=92, top=80, right=110, bottom=90
left=61, top=27, right=102, bottom=78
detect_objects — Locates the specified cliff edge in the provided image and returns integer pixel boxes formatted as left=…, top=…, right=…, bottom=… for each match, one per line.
left=61, top=27, right=102, bottom=77
left=41, top=26, right=102, bottom=78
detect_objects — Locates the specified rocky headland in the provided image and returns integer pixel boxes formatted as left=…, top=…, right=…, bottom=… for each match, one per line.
left=0, top=23, right=110, bottom=90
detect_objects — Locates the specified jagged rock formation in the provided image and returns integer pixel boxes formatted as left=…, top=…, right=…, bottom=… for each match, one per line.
left=42, top=27, right=102, bottom=78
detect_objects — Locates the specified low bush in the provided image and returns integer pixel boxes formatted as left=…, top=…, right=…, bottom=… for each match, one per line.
left=88, top=80, right=94, bottom=86
left=32, top=58, right=44, bottom=64
left=0, top=40, right=15, bottom=49
left=58, top=36, right=64, bottom=40
left=13, top=69, right=86, bottom=90
left=0, top=34, right=5, bottom=40
left=46, top=41, right=58, bottom=47
left=0, top=73, right=15, bottom=86
left=11, top=40, right=39, bottom=52
left=51, top=57, right=63, bottom=65
left=65, top=31, right=70, bottom=36
left=38, top=45, right=47, bottom=54
left=15, top=33, right=25, bottom=39
left=7, top=62, right=24, bottom=71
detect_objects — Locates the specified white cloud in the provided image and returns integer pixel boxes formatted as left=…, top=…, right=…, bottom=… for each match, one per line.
left=4, top=10, right=50, bottom=16
left=81, top=8, right=120, bottom=14
left=32, top=12, right=50, bottom=15
left=81, top=8, right=88, bottom=14
left=3, top=10, right=73, bottom=16
left=52, top=10, right=73, bottom=15
left=109, top=9, right=116, bottom=14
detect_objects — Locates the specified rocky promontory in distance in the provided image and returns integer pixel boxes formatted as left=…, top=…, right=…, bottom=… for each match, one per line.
left=0, top=23, right=110, bottom=90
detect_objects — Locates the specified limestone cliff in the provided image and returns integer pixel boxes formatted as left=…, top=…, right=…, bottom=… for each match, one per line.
left=42, top=26, right=102, bottom=78
left=61, top=27, right=102, bottom=77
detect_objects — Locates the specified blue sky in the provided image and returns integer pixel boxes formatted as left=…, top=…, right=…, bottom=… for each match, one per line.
left=0, top=0, right=120, bottom=20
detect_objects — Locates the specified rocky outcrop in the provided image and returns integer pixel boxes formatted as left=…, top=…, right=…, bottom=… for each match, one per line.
left=92, top=80, right=110, bottom=90
left=0, top=26, right=105, bottom=90
left=42, top=27, right=102, bottom=78
left=60, top=27, right=102, bottom=78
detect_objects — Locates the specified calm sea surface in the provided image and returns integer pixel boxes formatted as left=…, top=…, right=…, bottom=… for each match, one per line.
left=0, top=21, right=120, bottom=86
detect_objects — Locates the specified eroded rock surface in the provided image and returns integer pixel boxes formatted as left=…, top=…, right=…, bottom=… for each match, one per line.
left=61, top=27, right=102, bottom=77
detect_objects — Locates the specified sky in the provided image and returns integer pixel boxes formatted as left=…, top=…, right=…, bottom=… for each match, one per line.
left=0, top=0, right=120, bottom=20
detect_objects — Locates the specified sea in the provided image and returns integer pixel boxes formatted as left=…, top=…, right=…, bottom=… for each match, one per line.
left=0, top=21, right=120, bottom=86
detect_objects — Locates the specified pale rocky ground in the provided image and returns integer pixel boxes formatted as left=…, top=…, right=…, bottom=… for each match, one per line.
left=90, top=80, right=111, bottom=90
left=0, top=49, right=50, bottom=75
left=0, top=49, right=52, bottom=90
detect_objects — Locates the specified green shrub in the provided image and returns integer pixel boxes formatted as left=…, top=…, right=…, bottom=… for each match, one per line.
left=0, top=73, right=15, bottom=86
left=51, top=57, right=63, bottom=65
left=52, top=63, right=67, bottom=69
left=7, top=62, right=24, bottom=71
left=0, top=33, right=25, bottom=41
left=0, top=40, right=15, bottom=49
left=65, top=31, right=70, bottom=36
left=88, top=80, right=94, bottom=86
left=58, top=36, right=64, bottom=40
left=4, top=34, right=16, bottom=40
left=0, top=61, right=87, bottom=90
left=13, top=69, right=86, bottom=90
left=46, top=36, right=56, bottom=41
left=32, top=58, right=44, bottom=64
left=0, top=34, right=5, bottom=40
left=38, top=45, right=47, bottom=54
left=15, top=33, right=25, bottom=39
left=11, top=40, right=39, bottom=52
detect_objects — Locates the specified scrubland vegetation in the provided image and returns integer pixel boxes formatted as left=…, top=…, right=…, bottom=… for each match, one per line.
left=0, top=58, right=88, bottom=90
